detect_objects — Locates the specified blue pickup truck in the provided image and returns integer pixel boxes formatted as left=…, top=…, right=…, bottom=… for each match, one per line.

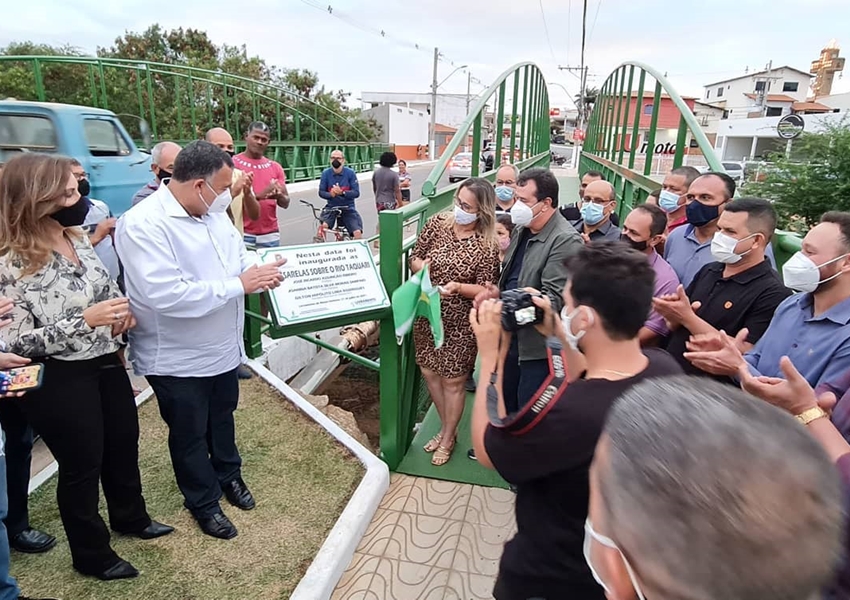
left=0, top=100, right=152, bottom=215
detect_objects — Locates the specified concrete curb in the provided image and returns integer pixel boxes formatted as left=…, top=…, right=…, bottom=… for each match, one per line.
left=247, top=359, right=390, bottom=600
left=27, top=363, right=388, bottom=600
left=28, top=386, right=156, bottom=494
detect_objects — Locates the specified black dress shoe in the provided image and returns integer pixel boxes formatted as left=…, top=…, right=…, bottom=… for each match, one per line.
left=76, top=558, right=139, bottom=581
left=121, top=520, right=175, bottom=540
left=223, top=477, right=256, bottom=510
left=10, top=528, right=56, bottom=554
left=197, top=512, right=237, bottom=540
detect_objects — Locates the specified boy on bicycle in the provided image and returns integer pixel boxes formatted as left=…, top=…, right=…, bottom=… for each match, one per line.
left=318, top=150, right=362, bottom=239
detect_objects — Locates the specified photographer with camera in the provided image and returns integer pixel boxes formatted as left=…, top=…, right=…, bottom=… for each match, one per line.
left=469, top=241, right=682, bottom=600
left=473, top=168, right=582, bottom=416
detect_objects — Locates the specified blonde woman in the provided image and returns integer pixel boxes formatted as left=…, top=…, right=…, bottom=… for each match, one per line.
left=0, top=154, right=172, bottom=581
left=409, top=177, right=500, bottom=465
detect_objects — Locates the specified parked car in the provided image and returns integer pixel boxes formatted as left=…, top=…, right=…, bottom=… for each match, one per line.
left=0, top=99, right=152, bottom=215
left=447, top=152, right=486, bottom=183
left=696, top=161, right=744, bottom=183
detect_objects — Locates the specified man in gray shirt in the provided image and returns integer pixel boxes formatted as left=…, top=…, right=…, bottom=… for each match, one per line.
left=131, top=141, right=181, bottom=206
left=571, top=180, right=621, bottom=243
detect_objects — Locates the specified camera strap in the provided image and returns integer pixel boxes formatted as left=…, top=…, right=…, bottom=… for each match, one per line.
left=486, top=336, right=569, bottom=434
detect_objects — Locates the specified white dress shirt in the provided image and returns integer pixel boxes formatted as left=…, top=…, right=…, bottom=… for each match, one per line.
left=115, top=184, right=255, bottom=377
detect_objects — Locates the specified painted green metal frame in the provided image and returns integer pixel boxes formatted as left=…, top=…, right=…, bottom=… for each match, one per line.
left=580, top=60, right=804, bottom=270
left=0, top=55, right=386, bottom=180
left=380, top=62, right=551, bottom=469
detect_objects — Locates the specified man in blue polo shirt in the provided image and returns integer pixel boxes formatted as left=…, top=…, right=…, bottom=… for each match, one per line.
left=683, top=211, right=850, bottom=400
left=665, top=172, right=775, bottom=287
left=318, top=149, right=362, bottom=239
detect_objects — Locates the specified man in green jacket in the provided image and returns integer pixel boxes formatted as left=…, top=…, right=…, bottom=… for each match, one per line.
left=475, top=167, right=583, bottom=413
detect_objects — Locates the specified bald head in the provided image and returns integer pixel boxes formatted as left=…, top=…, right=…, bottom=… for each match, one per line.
left=583, top=180, right=616, bottom=203
left=151, top=141, right=181, bottom=179
left=204, top=128, right=235, bottom=155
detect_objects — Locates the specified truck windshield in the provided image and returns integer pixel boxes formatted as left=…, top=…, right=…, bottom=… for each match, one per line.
left=83, top=118, right=131, bottom=157
left=0, top=115, right=57, bottom=152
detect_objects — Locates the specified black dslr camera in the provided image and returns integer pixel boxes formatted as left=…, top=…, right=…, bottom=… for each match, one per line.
left=500, top=289, right=544, bottom=331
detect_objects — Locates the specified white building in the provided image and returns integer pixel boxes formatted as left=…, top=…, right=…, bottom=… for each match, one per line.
left=360, top=92, right=484, bottom=130
left=361, top=103, right=429, bottom=162
left=820, top=91, right=850, bottom=111
left=702, top=65, right=812, bottom=119
left=714, top=110, right=847, bottom=162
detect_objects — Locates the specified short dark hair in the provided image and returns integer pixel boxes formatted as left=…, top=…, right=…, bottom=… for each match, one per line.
left=564, top=241, right=655, bottom=340
left=699, top=172, right=736, bottom=199
left=585, top=170, right=604, bottom=180
left=670, top=165, right=701, bottom=188
left=379, top=151, right=397, bottom=168
left=821, top=211, right=850, bottom=252
left=517, top=167, right=560, bottom=208
left=635, top=203, right=668, bottom=237
left=172, top=140, right=233, bottom=182
left=246, top=121, right=271, bottom=136
left=724, top=197, right=778, bottom=241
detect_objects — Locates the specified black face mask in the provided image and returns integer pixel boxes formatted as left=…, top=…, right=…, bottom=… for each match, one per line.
left=225, top=150, right=235, bottom=157
left=686, top=200, right=720, bottom=227
left=50, top=197, right=89, bottom=227
left=331, top=159, right=342, bottom=169
left=156, top=168, right=172, bottom=181
left=620, top=233, right=648, bottom=252
left=77, top=178, right=90, bottom=198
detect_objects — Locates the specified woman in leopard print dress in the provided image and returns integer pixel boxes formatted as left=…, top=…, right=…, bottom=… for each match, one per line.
left=409, top=178, right=500, bottom=466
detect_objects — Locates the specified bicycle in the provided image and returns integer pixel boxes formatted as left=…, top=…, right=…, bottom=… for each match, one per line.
left=300, top=199, right=353, bottom=243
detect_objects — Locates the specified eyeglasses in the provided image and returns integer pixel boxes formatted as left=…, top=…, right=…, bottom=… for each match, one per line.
left=454, top=198, right=477, bottom=213
left=72, top=172, right=89, bottom=181
left=496, top=179, right=516, bottom=186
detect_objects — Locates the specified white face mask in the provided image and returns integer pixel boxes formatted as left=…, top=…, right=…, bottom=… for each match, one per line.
left=782, top=251, right=848, bottom=293
left=201, top=182, right=232, bottom=214
left=560, top=306, right=593, bottom=351
left=509, top=200, right=534, bottom=228
left=453, top=204, right=478, bottom=225
left=583, top=520, right=646, bottom=600
left=710, top=231, right=756, bottom=264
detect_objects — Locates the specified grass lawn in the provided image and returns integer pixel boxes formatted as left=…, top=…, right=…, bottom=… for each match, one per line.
left=12, top=377, right=364, bottom=600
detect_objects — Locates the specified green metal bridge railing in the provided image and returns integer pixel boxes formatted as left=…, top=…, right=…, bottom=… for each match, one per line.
left=243, top=61, right=551, bottom=470
left=0, top=55, right=387, bottom=179
left=582, top=61, right=802, bottom=264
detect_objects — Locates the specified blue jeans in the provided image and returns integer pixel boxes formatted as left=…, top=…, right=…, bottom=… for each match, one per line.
left=0, top=439, right=20, bottom=600
left=320, top=206, right=363, bottom=237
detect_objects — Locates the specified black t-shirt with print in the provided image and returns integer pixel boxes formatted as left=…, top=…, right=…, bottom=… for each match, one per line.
left=485, top=348, right=683, bottom=600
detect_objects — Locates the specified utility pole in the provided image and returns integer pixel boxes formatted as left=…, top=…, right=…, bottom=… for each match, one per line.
left=429, top=47, right=438, bottom=161
left=578, top=0, right=588, bottom=134
left=465, top=70, right=472, bottom=152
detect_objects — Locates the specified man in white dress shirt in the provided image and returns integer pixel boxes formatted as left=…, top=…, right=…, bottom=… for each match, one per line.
left=115, top=141, right=285, bottom=540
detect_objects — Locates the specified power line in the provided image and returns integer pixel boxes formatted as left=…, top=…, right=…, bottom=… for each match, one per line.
left=298, top=0, right=465, bottom=69
left=538, top=0, right=559, bottom=66
left=588, top=0, right=603, bottom=44
left=566, top=0, right=572, bottom=65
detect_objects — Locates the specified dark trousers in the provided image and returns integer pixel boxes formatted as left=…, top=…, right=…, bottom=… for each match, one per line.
left=20, top=353, right=150, bottom=573
left=147, top=369, right=241, bottom=520
left=0, top=400, right=33, bottom=539
left=502, top=337, right=550, bottom=415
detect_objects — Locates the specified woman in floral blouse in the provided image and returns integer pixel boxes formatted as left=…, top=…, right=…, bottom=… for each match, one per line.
left=0, top=154, right=172, bottom=581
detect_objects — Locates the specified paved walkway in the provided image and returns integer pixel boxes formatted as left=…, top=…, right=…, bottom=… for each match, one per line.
left=332, top=474, right=515, bottom=599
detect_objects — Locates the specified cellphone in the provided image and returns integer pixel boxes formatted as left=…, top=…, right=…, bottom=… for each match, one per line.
left=0, top=364, right=44, bottom=393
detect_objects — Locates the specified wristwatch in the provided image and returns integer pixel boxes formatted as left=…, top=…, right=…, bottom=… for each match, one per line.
left=795, top=406, right=829, bottom=426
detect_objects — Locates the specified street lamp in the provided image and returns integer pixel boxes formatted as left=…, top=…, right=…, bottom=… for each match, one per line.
left=429, top=55, right=469, bottom=160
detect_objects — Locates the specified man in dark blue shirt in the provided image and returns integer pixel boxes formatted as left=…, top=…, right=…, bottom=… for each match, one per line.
left=318, top=149, right=362, bottom=238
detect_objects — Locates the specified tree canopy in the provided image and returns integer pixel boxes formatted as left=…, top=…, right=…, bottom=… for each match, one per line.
left=0, top=25, right=381, bottom=143
left=745, top=118, right=850, bottom=232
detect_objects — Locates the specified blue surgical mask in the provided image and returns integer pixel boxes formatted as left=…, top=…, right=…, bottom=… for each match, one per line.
left=658, top=190, right=681, bottom=213
left=495, top=185, right=514, bottom=202
left=580, top=202, right=607, bottom=226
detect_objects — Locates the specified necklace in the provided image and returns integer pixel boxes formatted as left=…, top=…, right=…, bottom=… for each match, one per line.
left=600, top=368, right=635, bottom=377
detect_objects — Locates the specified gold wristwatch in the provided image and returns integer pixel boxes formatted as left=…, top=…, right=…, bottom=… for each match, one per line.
left=795, top=406, right=829, bottom=426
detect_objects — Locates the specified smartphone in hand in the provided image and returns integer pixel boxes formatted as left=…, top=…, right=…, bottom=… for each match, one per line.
left=0, top=364, right=44, bottom=394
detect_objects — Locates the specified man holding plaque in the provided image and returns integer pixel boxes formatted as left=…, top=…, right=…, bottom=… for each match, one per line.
left=115, top=140, right=285, bottom=540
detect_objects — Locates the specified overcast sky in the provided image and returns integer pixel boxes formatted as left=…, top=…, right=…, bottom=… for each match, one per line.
left=3, top=0, right=849, bottom=111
